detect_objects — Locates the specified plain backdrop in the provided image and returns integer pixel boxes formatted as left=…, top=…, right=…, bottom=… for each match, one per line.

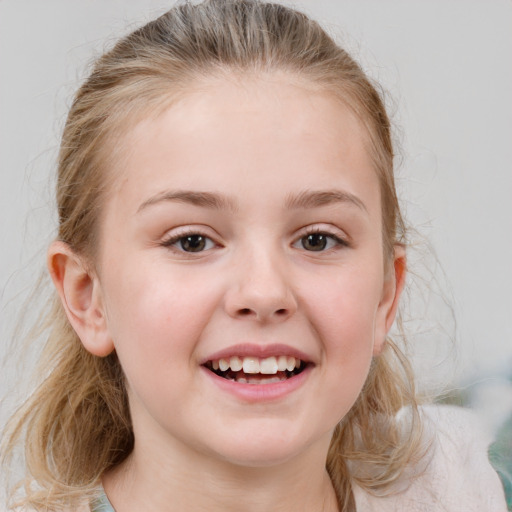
left=1, top=0, right=512, bottom=431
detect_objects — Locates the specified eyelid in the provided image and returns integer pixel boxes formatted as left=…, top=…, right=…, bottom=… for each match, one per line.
left=160, top=225, right=221, bottom=252
left=292, top=225, right=350, bottom=249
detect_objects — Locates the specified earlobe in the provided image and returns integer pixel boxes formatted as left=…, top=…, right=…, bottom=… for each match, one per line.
left=373, top=245, right=407, bottom=356
left=47, top=241, right=114, bottom=357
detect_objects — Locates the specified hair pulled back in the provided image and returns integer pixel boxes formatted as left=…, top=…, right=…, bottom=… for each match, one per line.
left=3, top=2, right=419, bottom=510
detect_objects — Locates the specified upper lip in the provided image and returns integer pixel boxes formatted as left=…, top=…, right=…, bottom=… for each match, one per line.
left=199, top=343, right=314, bottom=365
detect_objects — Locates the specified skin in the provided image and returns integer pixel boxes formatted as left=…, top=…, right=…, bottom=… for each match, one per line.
left=49, top=74, right=405, bottom=512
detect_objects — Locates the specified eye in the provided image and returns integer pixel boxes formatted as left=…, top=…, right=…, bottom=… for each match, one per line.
left=301, top=233, right=330, bottom=251
left=294, top=231, right=348, bottom=252
left=162, top=233, right=216, bottom=253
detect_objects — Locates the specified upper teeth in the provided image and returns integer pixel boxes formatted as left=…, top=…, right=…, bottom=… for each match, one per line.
left=211, top=356, right=301, bottom=374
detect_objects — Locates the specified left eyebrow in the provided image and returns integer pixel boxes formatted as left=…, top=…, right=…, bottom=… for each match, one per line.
left=137, top=190, right=239, bottom=214
left=285, top=190, right=368, bottom=214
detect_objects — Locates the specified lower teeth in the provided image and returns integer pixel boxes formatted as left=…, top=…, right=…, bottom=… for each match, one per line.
left=221, top=372, right=289, bottom=384
left=236, top=375, right=286, bottom=384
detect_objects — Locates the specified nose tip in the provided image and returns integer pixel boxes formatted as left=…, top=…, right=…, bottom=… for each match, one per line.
left=225, top=258, right=298, bottom=323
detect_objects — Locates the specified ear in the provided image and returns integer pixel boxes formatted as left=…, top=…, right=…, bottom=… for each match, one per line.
left=373, top=245, right=406, bottom=356
left=47, top=241, right=114, bottom=357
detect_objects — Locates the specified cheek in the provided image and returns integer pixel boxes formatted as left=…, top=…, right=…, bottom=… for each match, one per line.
left=101, top=263, right=219, bottom=378
left=297, top=261, right=383, bottom=416
left=303, top=266, right=383, bottom=350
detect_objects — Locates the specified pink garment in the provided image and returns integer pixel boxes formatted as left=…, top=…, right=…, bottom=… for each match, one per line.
left=352, top=405, right=508, bottom=511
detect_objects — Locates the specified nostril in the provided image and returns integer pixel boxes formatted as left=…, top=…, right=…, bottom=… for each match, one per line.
left=233, top=306, right=292, bottom=320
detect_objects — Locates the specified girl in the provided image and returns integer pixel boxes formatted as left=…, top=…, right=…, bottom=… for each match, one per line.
left=1, top=1, right=507, bottom=511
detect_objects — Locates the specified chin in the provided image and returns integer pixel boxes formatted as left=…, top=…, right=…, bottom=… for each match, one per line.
left=204, top=423, right=330, bottom=470
left=217, top=445, right=304, bottom=469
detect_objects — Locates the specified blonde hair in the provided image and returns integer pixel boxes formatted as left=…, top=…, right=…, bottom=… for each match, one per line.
left=2, top=1, right=422, bottom=510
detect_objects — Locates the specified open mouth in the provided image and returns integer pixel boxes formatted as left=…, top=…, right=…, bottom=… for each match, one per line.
left=204, top=355, right=308, bottom=384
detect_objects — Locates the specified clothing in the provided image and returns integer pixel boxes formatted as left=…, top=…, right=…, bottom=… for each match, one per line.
left=90, top=406, right=508, bottom=512
left=352, top=405, right=508, bottom=511
left=90, top=492, right=115, bottom=512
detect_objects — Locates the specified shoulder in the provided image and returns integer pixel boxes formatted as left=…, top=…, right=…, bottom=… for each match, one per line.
left=418, top=405, right=507, bottom=510
left=1, top=500, right=93, bottom=512
left=353, top=405, right=508, bottom=512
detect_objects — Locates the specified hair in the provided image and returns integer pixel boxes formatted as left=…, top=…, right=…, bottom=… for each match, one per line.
left=2, top=1, right=423, bottom=510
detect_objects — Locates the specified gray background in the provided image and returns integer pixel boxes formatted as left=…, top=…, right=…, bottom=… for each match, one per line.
left=1, top=0, right=512, bottom=435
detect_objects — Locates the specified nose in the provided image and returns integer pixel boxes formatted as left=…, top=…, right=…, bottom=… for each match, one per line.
left=224, top=248, right=298, bottom=323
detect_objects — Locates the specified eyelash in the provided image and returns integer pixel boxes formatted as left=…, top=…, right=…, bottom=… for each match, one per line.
left=160, top=229, right=219, bottom=254
left=160, top=227, right=349, bottom=254
left=294, top=228, right=349, bottom=252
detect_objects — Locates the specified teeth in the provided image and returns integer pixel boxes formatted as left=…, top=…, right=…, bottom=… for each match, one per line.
left=260, top=356, right=278, bottom=374
left=229, top=356, right=243, bottom=372
left=277, top=355, right=288, bottom=372
left=265, top=376, right=286, bottom=384
left=242, top=357, right=260, bottom=374
left=236, top=374, right=287, bottom=385
left=209, top=355, right=303, bottom=374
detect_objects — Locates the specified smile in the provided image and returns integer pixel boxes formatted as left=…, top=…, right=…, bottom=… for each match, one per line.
left=204, top=356, right=305, bottom=384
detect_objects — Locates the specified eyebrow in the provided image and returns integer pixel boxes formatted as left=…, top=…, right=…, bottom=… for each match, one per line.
left=137, top=188, right=367, bottom=214
left=137, top=190, right=238, bottom=214
left=285, top=190, right=368, bottom=213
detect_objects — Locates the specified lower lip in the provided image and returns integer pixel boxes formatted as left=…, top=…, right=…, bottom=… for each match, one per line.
left=200, top=365, right=313, bottom=403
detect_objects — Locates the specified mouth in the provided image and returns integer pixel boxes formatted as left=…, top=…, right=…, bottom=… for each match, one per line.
left=203, top=355, right=308, bottom=385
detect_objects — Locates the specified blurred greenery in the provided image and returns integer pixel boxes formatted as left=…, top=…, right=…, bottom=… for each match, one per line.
left=489, top=414, right=512, bottom=511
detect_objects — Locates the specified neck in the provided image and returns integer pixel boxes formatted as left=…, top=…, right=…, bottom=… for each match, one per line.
left=103, top=434, right=340, bottom=512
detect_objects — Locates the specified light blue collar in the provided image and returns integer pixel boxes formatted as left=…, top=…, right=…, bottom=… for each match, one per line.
left=90, top=488, right=115, bottom=512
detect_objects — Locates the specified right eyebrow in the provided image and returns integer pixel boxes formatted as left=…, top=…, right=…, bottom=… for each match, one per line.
left=137, top=190, right=239, bottom=214
left=285, top=189, right=368, bottom=214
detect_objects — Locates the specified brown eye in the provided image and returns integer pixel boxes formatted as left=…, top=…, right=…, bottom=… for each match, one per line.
left=295, top=231, right=348, bottom=252
left=301, top=233, right=328, bottom=251
left=162, top=231, right=217, bottom=254
left=179, top=235, right=207, bottom=252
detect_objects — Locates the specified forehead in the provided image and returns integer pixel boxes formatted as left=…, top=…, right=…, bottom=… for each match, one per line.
left=105, top=74, right=379, bottom=216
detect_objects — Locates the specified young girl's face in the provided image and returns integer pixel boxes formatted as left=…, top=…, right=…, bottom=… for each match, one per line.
left=84, top=75, right=402, bottom=468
